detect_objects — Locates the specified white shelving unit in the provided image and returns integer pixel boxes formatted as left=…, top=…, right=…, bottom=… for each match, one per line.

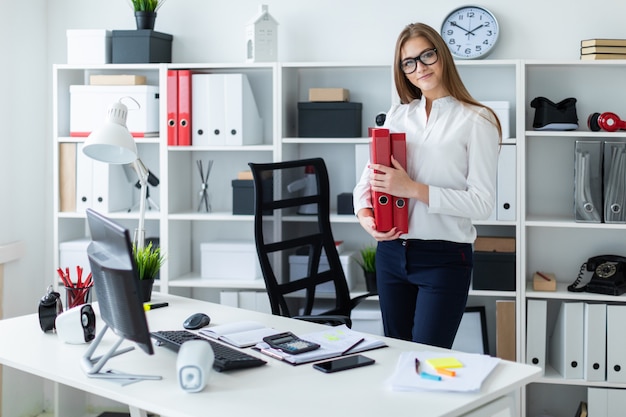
left=53, top=59, right=626, bottom=416
left=521, top=61, right=626, bottom=417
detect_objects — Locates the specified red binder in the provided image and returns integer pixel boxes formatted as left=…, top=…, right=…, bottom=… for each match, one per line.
left=391, top=132, right=408, bottom=234
left=370, top=128, right=393, bottom=232
left=166, top=69, right=178, bottom=146
left=177, top=69, right=192, bottom=146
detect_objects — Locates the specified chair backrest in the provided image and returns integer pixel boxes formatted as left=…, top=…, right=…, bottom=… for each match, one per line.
left=248, top=158, right=353, bottom=318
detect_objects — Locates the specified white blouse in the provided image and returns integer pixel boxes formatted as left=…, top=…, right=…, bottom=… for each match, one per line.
left=353, top=96, right=500, bottom=244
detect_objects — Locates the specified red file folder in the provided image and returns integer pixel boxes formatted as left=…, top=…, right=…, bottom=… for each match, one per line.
left=177, top=69, right=192, bottom=146
left=370, top=128, right=393, bottom=232
left=166, top=69, right=178, bottom=146
left=391, top=132, right=408, bottom=234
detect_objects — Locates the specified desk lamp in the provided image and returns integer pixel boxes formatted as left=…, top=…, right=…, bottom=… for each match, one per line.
left=82, top=99, right=149, bottom=250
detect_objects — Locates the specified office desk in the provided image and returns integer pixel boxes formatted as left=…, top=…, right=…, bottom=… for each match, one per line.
left=0, top=294, right=540, bottom=417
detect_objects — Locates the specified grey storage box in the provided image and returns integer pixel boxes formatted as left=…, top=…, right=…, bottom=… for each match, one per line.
left=112, top=30, right=173, bottom=63
left=297, top=102, right=362, bottom=137
left=232, top=179, right=273, bottom=215
left=472, top=252, right=516, bottom=291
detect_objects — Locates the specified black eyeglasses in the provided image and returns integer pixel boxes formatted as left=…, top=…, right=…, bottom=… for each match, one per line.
left=400, top=48, right=438, bottom=74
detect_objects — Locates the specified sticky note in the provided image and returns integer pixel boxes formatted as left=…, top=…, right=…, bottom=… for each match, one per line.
left=426, top=357, right=463, bottom=369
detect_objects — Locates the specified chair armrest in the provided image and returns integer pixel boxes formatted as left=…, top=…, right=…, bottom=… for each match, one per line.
left=292, top=315, right=352, bottom=328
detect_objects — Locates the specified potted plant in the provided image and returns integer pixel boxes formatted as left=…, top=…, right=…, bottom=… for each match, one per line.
left=129, top=0, right=167, bottom=30
left=134, top=241, right=165, bottom=302
left=357, top=246, right=377, bottom=293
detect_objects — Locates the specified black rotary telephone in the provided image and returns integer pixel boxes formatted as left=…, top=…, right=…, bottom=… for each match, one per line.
left=568, top=255, right=626, bottom=296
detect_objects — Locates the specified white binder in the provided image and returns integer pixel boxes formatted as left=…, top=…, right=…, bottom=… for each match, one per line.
left=497, top=144, right=516, bottom=221
left=224, top=73, right=263, bottom=146
left=526, top=299, right=547, bottom=373
left=588, top=387, right=608, bottom=417
left=75, top=143, right=93, bottom=213
left=607, top=304, right=626, bottom=383
left=584, top=303, right=606, bottom=381
left=548, top=301, right=584, bottom=379
left=191, top=73, right=215, bottom=146
left=91, top=160, right=132, bottom=213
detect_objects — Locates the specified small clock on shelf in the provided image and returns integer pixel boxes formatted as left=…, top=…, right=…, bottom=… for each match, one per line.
left=440, top=5, right=499, bottom=60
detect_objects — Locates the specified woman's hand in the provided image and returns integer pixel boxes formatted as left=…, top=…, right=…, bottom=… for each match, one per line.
left=369, top=156, right=429, bottom=205
left=356, top=208, right=403, bottom=242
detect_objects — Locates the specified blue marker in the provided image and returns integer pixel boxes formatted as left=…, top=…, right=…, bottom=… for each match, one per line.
left=420, top=371, right=442, bottom=381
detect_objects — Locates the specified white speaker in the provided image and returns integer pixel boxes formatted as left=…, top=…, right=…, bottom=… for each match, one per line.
left=177, top=340, right=214, bottom=392
left=55, top=304, right=96, bottom=344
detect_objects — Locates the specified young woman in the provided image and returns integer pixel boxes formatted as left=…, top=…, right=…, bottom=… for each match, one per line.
left=353, top=22, right=501, bottom=348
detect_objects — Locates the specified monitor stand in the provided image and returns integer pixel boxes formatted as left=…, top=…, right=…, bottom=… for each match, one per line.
left=81, top=324, right=162, bottom=383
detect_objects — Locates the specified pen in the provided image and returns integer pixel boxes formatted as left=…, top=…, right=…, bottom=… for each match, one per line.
left=536, top=271, right=551, bottom=281
left=436, top=368, right=456, bottom=377
left=143, top=302, right=169, bottom=311
left=415, top=357, right=421, bottom=373
left=420, top=371, right=442, bottom=381
left=260, top=348, right=284, bottom=361
left=341, top=338, right=365, bottom=355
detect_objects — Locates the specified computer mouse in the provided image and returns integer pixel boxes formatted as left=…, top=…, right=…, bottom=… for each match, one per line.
left=183, top=313, right=211, bottom=330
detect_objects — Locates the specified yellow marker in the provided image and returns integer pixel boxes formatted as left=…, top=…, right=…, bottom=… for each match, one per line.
left=144, top=302, right=168, bottom=311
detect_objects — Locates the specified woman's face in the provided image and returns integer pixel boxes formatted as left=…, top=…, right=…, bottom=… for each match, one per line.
left=400, top=36, right=448, bottom=100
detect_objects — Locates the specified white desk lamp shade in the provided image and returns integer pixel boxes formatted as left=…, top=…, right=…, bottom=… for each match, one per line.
left=83, top=101, right=138, bottom=164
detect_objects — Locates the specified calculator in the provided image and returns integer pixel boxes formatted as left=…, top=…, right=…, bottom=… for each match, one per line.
left=262, top=332, right=320, bottom=354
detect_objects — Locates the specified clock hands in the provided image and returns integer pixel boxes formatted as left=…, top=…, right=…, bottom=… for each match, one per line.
left=450, top=21, right=474, bottom=37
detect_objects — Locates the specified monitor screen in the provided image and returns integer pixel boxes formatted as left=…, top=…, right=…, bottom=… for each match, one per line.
left=86, top=208, right=153, bottom=355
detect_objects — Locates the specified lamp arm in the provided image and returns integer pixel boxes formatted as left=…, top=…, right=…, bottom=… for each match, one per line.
left=133, top=159, right=149, bottom=251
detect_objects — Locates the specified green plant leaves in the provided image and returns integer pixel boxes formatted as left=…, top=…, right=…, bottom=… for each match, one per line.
left=133, top=242, right=165, bottom=280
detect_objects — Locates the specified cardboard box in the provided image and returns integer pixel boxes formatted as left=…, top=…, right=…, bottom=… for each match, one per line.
left=112, top=30, right=173, bottom=63
left=297, top=102, right=362, bottom=137
left=472, top=252, right=515, bottom=291
left=66, top=29, right=111, bottom=64
left=481, top=101, right=511, bottom=140
left=532, top=272, right=557, bottom=291
left=200, top=242, right=261, bottom=280
left=289, top=252, right=360, bottom=292
left=308, top=88, right=350, bottom=102
left=69, top=85, right=160, bottom=136
left=89, top=75, right=147, bottom=86
left=474, top=237, right=515, bottom=253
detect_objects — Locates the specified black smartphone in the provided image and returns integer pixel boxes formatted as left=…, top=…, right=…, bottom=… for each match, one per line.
left=263, top=332, right=320, bottom=354
left=313, top=354, right=375, bottom=373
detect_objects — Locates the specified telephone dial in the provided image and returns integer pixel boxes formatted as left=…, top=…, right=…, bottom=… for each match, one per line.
left=568, top=255, right=626, bottom=296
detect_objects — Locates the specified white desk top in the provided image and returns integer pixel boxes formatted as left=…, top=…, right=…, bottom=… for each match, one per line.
left=0, top=293, right=540, bottom=417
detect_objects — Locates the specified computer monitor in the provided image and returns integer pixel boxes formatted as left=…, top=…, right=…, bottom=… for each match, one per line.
left=81, top=208, right=161, bottom=382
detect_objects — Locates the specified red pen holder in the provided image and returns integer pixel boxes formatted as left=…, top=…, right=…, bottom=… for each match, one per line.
left=65, top=285, right=93, bottom=309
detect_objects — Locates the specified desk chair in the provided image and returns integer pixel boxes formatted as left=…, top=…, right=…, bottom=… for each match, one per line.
left=249, top=158, right=374, bottom=327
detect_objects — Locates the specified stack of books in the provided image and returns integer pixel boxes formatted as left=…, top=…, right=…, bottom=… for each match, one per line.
left=581, top=39, right=626, bottom=60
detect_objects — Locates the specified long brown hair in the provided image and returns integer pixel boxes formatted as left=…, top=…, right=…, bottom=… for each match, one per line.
left=393, top=23, right=501, bottom=137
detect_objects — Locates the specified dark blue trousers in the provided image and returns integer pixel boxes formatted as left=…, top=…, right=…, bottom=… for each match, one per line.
left=376, top=239, right=473, bottom=349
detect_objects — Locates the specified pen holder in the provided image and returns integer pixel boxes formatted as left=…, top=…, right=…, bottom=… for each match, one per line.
left=65, top=285, right=93, bottom=309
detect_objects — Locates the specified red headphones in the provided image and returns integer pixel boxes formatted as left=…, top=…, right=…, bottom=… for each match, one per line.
left=587, top=112, right=626, bottom=132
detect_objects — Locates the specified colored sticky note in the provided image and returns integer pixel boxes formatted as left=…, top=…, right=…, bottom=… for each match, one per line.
left=426, top=357, right=463, bottom=369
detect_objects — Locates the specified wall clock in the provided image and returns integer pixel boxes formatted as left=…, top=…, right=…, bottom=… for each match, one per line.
left=440, top=6, right=499, bottom=59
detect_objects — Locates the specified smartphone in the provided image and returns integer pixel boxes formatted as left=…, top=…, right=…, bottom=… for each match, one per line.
left=262, top=332, right=320, bottom=354
left=313, top=354, right=375, bottom=373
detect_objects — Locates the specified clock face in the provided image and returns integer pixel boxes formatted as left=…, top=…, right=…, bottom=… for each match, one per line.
left=440, top=6, right=499, bottom=59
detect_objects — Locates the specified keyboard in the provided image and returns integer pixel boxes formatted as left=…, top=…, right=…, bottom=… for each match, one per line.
left=151, top=330, right=267, bottom=372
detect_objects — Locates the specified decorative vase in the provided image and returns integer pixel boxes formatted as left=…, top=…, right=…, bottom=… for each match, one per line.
left=135, top=11, right=157, bottom=30
left=138, top=278, right=155, bottom=303
left=364, top=271, right=377, bottom=294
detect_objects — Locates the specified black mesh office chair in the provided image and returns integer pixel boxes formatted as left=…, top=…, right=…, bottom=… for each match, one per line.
left=249, top=158, right=374, bottom=327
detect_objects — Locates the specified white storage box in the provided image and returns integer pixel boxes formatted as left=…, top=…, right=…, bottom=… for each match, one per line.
left=351, top=306, right=384, bottom=336
left=67, top=30, right=111, bottom=64
left=200, top=242, right=262, bottom=280
left=481, top=101, right=511, bottom=141
left=69, top=85, right=160, bottom=137
left=288, top=251, right=360, bottom=293
left=59, top=239, right=91, bottom=277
